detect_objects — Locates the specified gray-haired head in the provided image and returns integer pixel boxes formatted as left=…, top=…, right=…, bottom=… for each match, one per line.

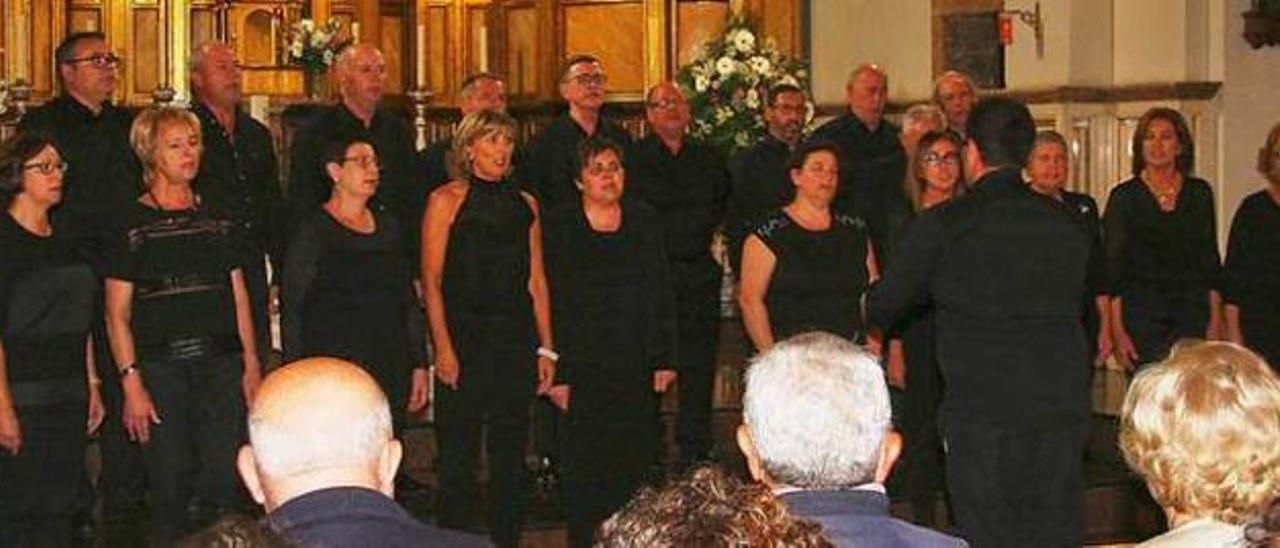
left=742, top=332, right=891, bottom=489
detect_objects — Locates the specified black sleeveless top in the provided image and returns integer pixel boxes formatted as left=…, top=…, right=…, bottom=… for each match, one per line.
left=443, top=176, right=535, bottom=321
left=755, top=209, right=870, bottom=342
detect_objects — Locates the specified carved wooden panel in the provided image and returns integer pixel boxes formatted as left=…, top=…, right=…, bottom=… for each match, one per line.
left=131, top=7, right=160, bottom=99
left=562, top=1, right=645, bottom=97
left=676, top=1, right=728, bottom=68
left=426, top=5, right=449, bottom=99
left=381, top=14, right=404, bottom=92
left=243, top=9, right=277, bottom=65
left=69, top=9, right=102, bottom=32
left=505, top=5, right=537, bottom=98
left=189, top=7, right=216, bottom=50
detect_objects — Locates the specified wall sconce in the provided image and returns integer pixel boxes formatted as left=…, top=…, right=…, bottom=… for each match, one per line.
left=1001, top=2, right=1045, bottom=59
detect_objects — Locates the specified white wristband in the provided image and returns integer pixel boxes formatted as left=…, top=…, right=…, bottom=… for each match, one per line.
left=537, top=346, right=560, bottom=362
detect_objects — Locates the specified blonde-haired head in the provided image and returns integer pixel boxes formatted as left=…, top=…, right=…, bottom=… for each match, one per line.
left=129, top=106, right=201, bottom=182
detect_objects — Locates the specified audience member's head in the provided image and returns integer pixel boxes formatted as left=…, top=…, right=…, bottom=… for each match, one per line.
left=459, top=72, right=508, bottom=116
left=1257, top=121, right=1280, bottom=186
left=901, top=103, right=947, bottom=154
left=1131, top=107, right=1194, bottom=177
left=1120, top=340, right=1280, bottom=528
left=738, top=332, right=899, bottom=490
left=933, top=70, right=978, bottom=131
left=335, top=44, right=387, bottom=113
left=55, top=31, right=118, bottom=106
left=596, top=465, right=832, bottom=547
left=963, top=97, right=1035, bottom=183
left=844, top=64, right=888, bottom=129
left=765, top=83, right=807, bottom=146
left=237, top=358, right=402, bottom=512
left=559, top=54, right=607, bottom=113
left=1244, top=498, right=1280, bottom=547
left=179, top=514, right=293, bottom=548
left=190, top=41, right=243, bottom=110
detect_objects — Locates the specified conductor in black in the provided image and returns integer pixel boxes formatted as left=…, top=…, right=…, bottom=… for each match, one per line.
left=868, top=97, right=1093, bottom=547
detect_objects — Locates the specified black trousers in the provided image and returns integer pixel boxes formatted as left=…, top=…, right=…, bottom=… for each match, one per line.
left=941, top=414, right=1089, bottom=548
left=0, top=400, right=84, bottom=548
left=563, top=407, right=658, bottom=548
left=673, top=265, right=721, bottom=463
left=889, top=318, right=945, bottom=522
left=137, top=353, right=245, bottom=545
left=1123, top=286, right=1209, bottom=366
left=1240, top=297, right=1280, bottom=371
left=435, top=315, right=535, bottom=548
left=241, top=251, right=273, bottom=367
left=93, top=317, right=149, bottom=520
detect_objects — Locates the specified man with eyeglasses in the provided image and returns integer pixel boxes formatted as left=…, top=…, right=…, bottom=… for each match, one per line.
left=286, top=43, right=416, bottom=256
left=19, top=30, right=146, bottom=529
left=189, top=41, right=281, bottom=378
left=725, top=83, right=808, bottom=276
left=521, top=54, right=633, bottom=211
left=626, top=81, right=728, bottom=469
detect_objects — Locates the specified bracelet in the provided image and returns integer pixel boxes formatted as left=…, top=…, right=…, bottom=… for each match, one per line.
left=536, top=346, right=560, bottom=362
left=88, top=377, right=103, bottom=386
left=117, top=364, right=140, bottom=379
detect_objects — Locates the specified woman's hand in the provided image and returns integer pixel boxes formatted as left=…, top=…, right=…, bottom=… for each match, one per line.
left=1095, top=329, right=1114, bottom=368
left=535, top=356, right=555, bottom=395
left=0, top=403, right=20, bottom=455
left=1112, top=328, right=1140, bottom=372
left=122, top=376, right=161, bottom=444
left=547, top=385, right=569, bottom=412
left=408, top=368, right=430, bottom=412
left=87, top=383, right=106, bottom=435
left=435, top=349, right=460, bottom=389
left=886, top=340, right=907, bottom=390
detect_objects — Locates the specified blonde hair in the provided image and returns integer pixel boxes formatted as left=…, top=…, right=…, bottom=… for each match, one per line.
left=1119, top=340, right=1280, bottom=525
left=451, top=110, right=517, bottom=178
left=129, top=106, right=202, bottom=182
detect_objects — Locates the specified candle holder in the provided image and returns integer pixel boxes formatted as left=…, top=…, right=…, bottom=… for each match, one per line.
left=407, top=87, right=434, bottom=151
left=152, top=85, right=178, bottom=105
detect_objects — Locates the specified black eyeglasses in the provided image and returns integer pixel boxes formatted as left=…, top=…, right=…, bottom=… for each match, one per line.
left=922, top=152, right=960, bottom=165
left=567, top=73, right=607, bottom=87
left=647, top=98, right=684, bottom=110
left=63, top=53, right=121, bottom=69
left=342, top=156, right=380, bottom=169
left=23, top=161, right=69, bottom=175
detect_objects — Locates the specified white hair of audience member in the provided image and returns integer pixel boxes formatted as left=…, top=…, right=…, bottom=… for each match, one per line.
left=902, top=104, right=947, bottom=133
left=743, top=331, right=891, bottom=489
left=246, top=386, right=393, bottom=481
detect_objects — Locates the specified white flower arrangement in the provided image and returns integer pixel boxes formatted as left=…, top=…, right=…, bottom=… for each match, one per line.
left=286, top=18, right=347, bottom=74
left=676, top=15, right=813, bottom=156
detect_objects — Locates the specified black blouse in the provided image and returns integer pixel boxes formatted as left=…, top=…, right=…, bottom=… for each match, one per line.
left=443, top=176, right=535, bottom=321
left=1224, top=190, right=1280, bottom=305
left=755, top=210, right=870, bottom=342
left=1103, top=176, right=1220, bottom=295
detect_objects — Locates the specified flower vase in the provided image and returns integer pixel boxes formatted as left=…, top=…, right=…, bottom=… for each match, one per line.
left=303, top=70, right=328, bottom=101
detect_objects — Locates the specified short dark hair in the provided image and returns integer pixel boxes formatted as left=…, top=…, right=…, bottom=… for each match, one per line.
left=1257, top=121, right=1280, bottom=178
left=321, top=136, right=373, bottom=174
left=965, top=97, right=1036, bottom=170
left=908, top=130, right=966, bottom=210
left=788, top=139, right=841, bottom=172
left=56, top=31, right=107, bottom=67
left=767, top=83, right=805, bottom=107
left=559, top=54, right=601, bottom=83
left=1130, top=107, right=1195, bottom=177
left=0, top=132, right=59, bottom=206
left=574, top=135, right=625, bottom=178
left=459, top=72, right=504, bottom=98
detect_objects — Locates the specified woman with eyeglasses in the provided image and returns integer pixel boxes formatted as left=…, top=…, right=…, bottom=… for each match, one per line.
left=739, top=140, right=880, bottom=352
left=0, top=133, right=105, bottom=546
left=103, top=107, right=262, bottom=544
left=280, top=136, right=429, bottom=432
left=423, top=110, right=555, bottom=547
left=1224, top=122, right=1280, bottom=372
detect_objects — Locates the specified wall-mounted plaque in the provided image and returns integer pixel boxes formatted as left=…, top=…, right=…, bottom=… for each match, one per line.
left=942, top=11, right=1005, bottom=89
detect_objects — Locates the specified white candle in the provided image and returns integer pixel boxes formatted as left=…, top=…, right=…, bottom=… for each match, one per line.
left=478, top=26, right=488, bottom=72
left=352, top=22, right=361, bottom=43
left=416, top=23, right=426, bottom=88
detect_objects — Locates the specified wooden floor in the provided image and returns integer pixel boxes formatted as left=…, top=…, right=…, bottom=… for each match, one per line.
left=86, top=319, right=1165, bottom=547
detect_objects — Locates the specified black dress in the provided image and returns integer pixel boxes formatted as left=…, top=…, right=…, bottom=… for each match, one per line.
left=281, top=206, right=426, bottom=426
left=434, top=176, right=537, bottom=548
left=0, top=213, right=96, bottom=546
left=544, top=198, right=675, bottom=548
left=1224, top=190, right=1280, bottom=370
left=1104, top=176, right=1220, bottom=365
left=754, top=209, right=870, bottom=343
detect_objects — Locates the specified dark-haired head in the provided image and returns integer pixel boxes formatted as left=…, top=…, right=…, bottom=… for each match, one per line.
left=321, top=136, right=375, bottom=175
left=1258, top=122, right=1280, bottom=185
left=55, top=31, right=107, bottom=68
left=559, top=54, right=602, bottom=84
left=908, top=130, right=965, bottom=209
left=965, top=97, right=1036, bottom=173
left=788, top=140, right=841, bottom=173
left=0, top=133, right=61, bottom=208
left=574, top=135, right=626, bottom=180
left=768, top=83, right=805, bottom=107
left=1131, top=107, right=1194, bottom=177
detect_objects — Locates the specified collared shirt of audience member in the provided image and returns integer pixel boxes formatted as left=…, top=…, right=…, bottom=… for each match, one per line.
left=736, top=332, right=967, bottom=547
left=1104, top=108, right=1223, bottom=369
left=1025, top=130, right=1112, bottom=369
left=104, top=107, right=263, bottom=544
left=1118, top=340, right=1280, bottom=548
left=286, top=44, right=417, bottom=252
left=932, top=71, right=977, bottom=138
left=422, top=110, right=555, bottom=547
left=738, top=141, right=880, bottom=353
left=521, top=54, right=633, bottom=211
left=542, top=136, right=677, bottom=547
left=280, top=136, right=429, bottom=433
left=0, top=134, right=105, bottom=547
left=235, top=358, right=490, bottom=547
left=809, top=63, right=907, bottom=259
left=627, top=81, right=728, bottom=466
left=189, top=41, right=282, bottom=369
left=726, top=82, right=808, bottom=275
left=1224, top=121, right=1280, bottom=371
left=868, top=98, right=1093, bottom=547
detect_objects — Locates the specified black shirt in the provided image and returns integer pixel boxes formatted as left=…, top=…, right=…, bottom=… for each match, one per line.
left=0, top=213, right=96, bottom=388
left=1224, top=190, right=1280, bottom=305
left=754, top=209, right=870, bottom=342
left=19, top=96, right=140, bottom=273
left=443, top=176, right=535, bottom=321
left=809, top=112, right=907, bottom=256
left=543, top=199, right=675, bottom=404
left=626, top=135, right=729, bottom=266
left=1103, top=176, right=1220, bottom=295
left=281, top=207, right=427, bottom=376
left=191, top=103, right=282, bottom=275
left=520, top=113, right=632, bottom=211
left=726, top=133, right=794, bottom=271
left=868, top=168, right=1092, bottom=423
left=105, top=200, right=241, bottom=361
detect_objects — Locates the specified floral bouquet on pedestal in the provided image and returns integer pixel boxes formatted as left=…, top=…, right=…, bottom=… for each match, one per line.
left=676, top=16, right=814, bottom=157
left=286, top=18, right=347, bottom=99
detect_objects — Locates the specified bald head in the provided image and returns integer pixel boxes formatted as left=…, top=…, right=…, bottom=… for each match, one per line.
left=845, top=63, right=888, bottom=129
left=238, top=358, right=401, bottom=511
left=335, top=44, right=387, bottom=115
left=190, top=41, right=242, bottom=110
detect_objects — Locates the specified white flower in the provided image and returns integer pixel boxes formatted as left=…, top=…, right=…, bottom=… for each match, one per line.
left=290, top=42, right=304, bottom=59
left=733, top=30, right=756, bottom=54
left=748, top=56, right=772, bottom=76
left=694, top=74, right=710, bottom=93
left=323, top=50, right=335, bottom=65
left=715, top=57, right=736, bottom=77
left=745, top=89, right=760, bottom=109
left=311, top=32, right=328, bottom=48
left=715, top=107, right=731, bottom=123
left=300, top=19, right=315, bottom=33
